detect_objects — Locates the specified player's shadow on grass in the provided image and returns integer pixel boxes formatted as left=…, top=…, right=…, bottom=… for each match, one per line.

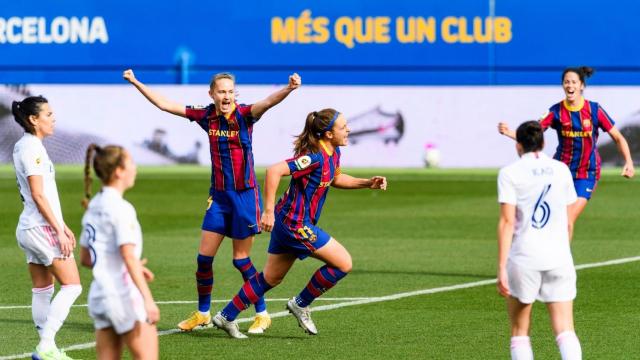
left=352, top=269, right=493, bottom=279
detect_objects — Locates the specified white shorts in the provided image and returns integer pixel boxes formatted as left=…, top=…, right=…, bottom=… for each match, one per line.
left=507, top=261, right=577, bottom=304
left=89, top=289, right=147, bottom=335
left=16, top=225, right=71, bottom=266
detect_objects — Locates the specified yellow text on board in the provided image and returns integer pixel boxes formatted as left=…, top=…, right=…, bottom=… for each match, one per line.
left=271, top=10, right=512, bottom=48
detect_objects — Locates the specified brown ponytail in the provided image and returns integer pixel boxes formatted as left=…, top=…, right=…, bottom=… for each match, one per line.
left=82, top=143, right=126, bottom=209
left=293, top=108, right=339, bottom=156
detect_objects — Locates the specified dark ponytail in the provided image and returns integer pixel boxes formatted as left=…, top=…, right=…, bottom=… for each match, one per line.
left=82, top=143, right=126, bottom=209
left=562, top=66, right=594, bottom=86
left=293, top=108, right=339, bottom=156
left=12, top=96, right=48, bottom=135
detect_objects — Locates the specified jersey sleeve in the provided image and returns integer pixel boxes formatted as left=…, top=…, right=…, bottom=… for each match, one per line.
left=20, top=144, right=46, bottom=177
left=185, top=105, right=209, bottom=122
left=538, top=108, right=556, bottom=130
left=497, top=168, right=517, bottom=205
left=113, top=204, right=140, bottom=248
left=79, top=217, right=90, bottom=249
left=286, top=153, right=323, bottom=179
left=237, top=104, right=259, bottom=125
left=335, top=147, right=342, bottom=176
left=596, top=105, right=615, bottom=132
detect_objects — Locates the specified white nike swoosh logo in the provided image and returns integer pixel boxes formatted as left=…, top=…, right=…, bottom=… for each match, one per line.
left=586, top=188, right=593, bottom=192
left=248, top=224, right=257, bottom=228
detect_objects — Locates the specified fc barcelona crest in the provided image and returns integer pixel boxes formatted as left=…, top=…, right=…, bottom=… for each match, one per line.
left=582, top=119, right=591, bottom=129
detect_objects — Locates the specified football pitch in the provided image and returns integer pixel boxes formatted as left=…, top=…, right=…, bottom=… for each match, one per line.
left=0, top=166, right=638, bottom=359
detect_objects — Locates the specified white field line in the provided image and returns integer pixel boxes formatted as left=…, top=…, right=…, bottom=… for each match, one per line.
left=0, top=297, right=372, bottom=311
left=1, top=255, right=638, bottom=360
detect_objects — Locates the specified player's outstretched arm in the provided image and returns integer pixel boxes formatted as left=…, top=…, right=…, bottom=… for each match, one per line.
left=332, top=174, right=387, bottom=190
left=607, top=126, right=635, bottom=178
left=123, top=69, right=187, bottom=118
left=497, top=122, right=516, bottom=140
left=261, top=161, right=291, bottom=232
left=251, top=73, right=301, bottom=119
left=496, top=203, right=515, bottom=297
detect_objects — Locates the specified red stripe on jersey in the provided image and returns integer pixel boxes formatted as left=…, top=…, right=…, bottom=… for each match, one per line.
left=228, top=112, right=246, bottom=188
left=209, top=118, right=225, bottom=189
left=558, top=107, right=574, bottom=166
left=577, top=110, right=590, bottom=179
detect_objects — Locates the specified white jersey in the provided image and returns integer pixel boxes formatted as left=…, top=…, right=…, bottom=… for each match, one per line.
left=13, top=133, right=64, bottom=230
left=80, top=187, right=144, bottom=315
left=498, top=152, right=577, bottom=270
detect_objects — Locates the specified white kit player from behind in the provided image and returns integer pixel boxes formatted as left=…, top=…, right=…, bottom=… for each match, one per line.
left=11, top=96, right=82, bottom=360
left=497, top=120, right=582, bottom=360
left=79, top=144, right=159, bottom=360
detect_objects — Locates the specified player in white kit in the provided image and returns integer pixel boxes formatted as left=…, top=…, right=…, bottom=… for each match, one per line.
left=497, top=121, right=582, bottom=360
left=12, top=96, right=82, bottom=360
left=79, top=144, right=159, bottom=360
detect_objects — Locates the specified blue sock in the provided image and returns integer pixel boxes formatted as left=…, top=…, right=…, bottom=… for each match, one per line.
left=196, top=254, right=214, bottom=313
left=296, top=265, right=348, bottom=308
left=233, top=257, right=267, bottom=313
left=221, top=272, right=273, bottom=321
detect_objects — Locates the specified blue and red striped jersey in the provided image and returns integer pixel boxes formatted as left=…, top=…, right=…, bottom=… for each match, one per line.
left=186, top=103, right=259, bottom=191
left=539, top=99, right=615, bottom=180
left=275, top=141, right=341, bottom=230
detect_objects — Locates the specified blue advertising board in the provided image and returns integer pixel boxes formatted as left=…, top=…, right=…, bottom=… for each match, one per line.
left=1, top=0, right=639, bottom=84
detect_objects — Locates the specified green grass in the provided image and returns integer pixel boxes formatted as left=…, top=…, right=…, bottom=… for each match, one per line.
left=0, top=166, right=638, bottom=359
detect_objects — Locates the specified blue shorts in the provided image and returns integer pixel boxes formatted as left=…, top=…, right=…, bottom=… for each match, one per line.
left=573, top=178, right=597, bottom=200
left=201, top=187, right=262, bottom=239
left=268, top=218, right=331, bottom=260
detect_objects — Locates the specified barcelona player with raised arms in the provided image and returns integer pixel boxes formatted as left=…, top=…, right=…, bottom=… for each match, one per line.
left=497, top=121, right=582, bottom=360
left=123, top=69, right=301, bottom=334
left=211, top=108, right=387, bottom=338
left=498, top=66, right=634, bottom=225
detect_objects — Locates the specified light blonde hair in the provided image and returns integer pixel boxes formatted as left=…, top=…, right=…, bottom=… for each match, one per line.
left=209, top=72, right=236, bottom=89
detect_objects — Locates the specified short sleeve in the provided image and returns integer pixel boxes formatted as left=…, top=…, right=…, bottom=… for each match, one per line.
left=113, top=205, right=140, bottom=247
left=20, top=144, right=46, bottom=177
left=185, top=105, right=209, bottom=122
left=596, top=105, right=615, bottom=132
left=497, top=168, right=517, bottom=205
left=286, top=153, right=323, bottom=179
left=79, top=217, right=91, bottom=248
left=237, top=104, right=258, bottom=125
left=539, top=109, right=556, bottom=130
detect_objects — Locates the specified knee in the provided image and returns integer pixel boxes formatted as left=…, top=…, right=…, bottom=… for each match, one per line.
left=338, top=256, right=352, bottom=274
left=263, top=273, right=283, bottom=287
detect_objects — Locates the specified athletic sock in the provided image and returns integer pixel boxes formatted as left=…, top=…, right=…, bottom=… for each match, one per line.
left=232, top=257, right=267, bottom=313
left=556, top=331, right=582, bottom=360
left=221, top=272, right=272, bottom=321
left=38, top=284, right=81, bottom=351
left=32, top=285, right=54, bottom=338
left=510, top=336, right=534, bottom=360
left=196, top=254, right=214, bottom=313
left=295, top=265, right=348, bottom=308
